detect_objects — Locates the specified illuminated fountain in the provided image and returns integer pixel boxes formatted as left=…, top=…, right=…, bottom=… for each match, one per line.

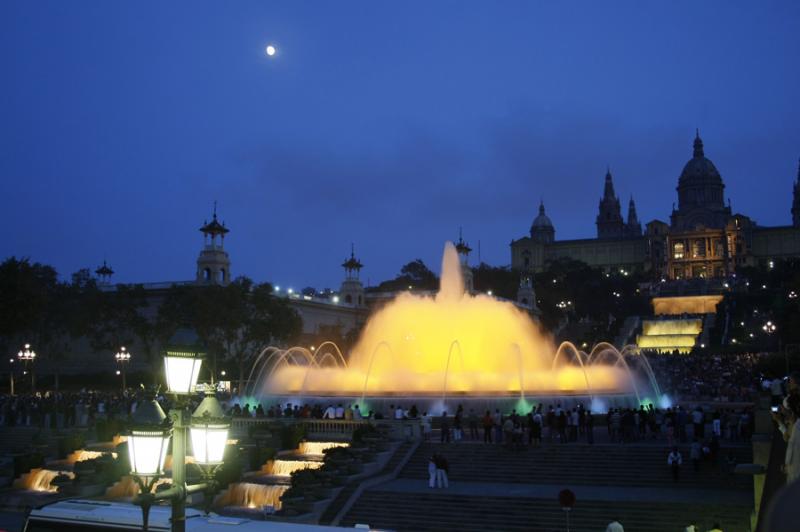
left=250, top=242, right=660, bottom=408
left=13, top=468, right=75, bottom=493
left=260, top=459, right=323, bottom=477
left=215, top=483, right=288, bottom=511
left=296, top=441, right=349, bottom=456
left=104, top=475, right=172, bottom=499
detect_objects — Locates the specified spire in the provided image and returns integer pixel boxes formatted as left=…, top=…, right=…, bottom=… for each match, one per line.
left=455, top=228, right=472, bottom=256
left=627, top=195, right=638, bottom=224
left=538, top=200, right=546, bottom=216
left=603, top=167, right=617, bottom=199
left=693, top=129, right=704, bottom=158
left=200, top=202, right=229, bottom=237
left=342, top=244, right=363, bottom=277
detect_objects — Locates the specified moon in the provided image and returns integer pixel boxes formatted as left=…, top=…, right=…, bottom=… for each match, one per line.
left=266, top=45, right=276, bottom=57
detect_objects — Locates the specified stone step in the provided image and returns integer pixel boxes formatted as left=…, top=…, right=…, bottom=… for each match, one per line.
left=400, top=443, right=751, bottom=489
left=342, top=491, right=750, bottom=532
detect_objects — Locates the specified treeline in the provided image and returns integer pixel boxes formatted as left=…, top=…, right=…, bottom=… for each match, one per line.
left=0, top=257, right=301, bottom=390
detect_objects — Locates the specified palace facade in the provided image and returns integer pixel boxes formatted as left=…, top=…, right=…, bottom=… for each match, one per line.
left=511, top=132, right=800, bottom=280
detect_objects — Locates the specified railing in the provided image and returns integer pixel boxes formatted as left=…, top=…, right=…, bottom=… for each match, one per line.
left=230, top=417, right=370, bottom=438
left=229, top=417, right=423, bottom=440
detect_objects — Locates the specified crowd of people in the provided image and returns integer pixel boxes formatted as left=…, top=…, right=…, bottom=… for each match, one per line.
left=0, top=390, right=136, bottom=428
left=643, top=351, right=761, bottom=403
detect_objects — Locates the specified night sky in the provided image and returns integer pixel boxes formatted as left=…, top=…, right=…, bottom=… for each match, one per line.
left=2, top=1, right=799, bottom=290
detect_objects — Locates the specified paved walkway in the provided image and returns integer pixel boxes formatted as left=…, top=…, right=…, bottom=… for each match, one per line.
left=377, top=478, right=753, bottom=505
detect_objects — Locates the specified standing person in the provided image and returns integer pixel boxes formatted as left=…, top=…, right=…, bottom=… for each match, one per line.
left=428, top=454, right=438, bottom=488
left=605, top=520, right=624, bottom=532
left=422, top=412, right=432, bottom=441
left=668, top=446, right=683, bottom=481
left=453, top=410, right=463, bottom=442
left=482, top=410, right=493, bottom=443
left=435, top=453, right=449, bottom=488
left=468, top=409, right=479, bottom=440
left=440, top=411, right=450, bottom=443
left=692, top=406, right=704, bottom=439
left=586, top=410, right=595, bottom=444
left=557, top=410, right=567, bottom=443
left=493, top=409, right=503, bottom=444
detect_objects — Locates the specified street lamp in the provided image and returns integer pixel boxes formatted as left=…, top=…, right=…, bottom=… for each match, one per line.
left=763, top=321, right=777, bottom=334
left=164, top=350, right=203, bottom=395
left=17, top=343, right=36, bottom=391
left=115, top=346, right=131, bottom=391
left=190, top=396, right=229, bottom=466
left=130, top=345, right=230, bottom=532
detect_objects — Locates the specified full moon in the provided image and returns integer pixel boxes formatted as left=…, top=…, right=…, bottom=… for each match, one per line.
left=266, top=45, right=276, bottom=57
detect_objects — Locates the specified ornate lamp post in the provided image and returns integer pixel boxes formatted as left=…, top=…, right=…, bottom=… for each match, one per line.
left=115, top=346, right=131, bottom=391
left=129, top=346, right=230, bottom=532
left=17, top=343, right=36, bottom=392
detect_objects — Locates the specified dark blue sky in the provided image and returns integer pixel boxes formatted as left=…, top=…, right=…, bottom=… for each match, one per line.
left=2, top=1, right=799, bottom=289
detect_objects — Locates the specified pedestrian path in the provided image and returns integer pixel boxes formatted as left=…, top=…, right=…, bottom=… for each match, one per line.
left=379, top=477, right=752, bottom=505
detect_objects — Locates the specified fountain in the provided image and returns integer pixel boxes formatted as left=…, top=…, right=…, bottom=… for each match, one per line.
left=261, top=460, right=322, bottom=477
left=251, top=242, right=660, bottom=408
left=104, top=476, right=172, bottom=499
left=13, top=468, right=75, bottom=493
left=296, top=441, right=349, bottom=456
left=215, top=483, right=288, bottom=511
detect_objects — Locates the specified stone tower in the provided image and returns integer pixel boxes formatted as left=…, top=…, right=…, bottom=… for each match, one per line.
left=339, top=244, right=365, bottom=307
left=626, top=196, right=642, bottom=237
left=596, top=168, right=625, bottom=239
left=455, top=229, right=474, bottom=294
left=196, top=203, right=231, bottom=285
left=516, top=273, right=539, bottom=314
left=793, top=159, right=800, bottom=227
left=95, top=260, right=114, bottom=286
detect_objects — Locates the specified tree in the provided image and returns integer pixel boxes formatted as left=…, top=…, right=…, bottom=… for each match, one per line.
left=169, top=279, right=302, bottom=392
left=371, top=259, right=439, bottom=292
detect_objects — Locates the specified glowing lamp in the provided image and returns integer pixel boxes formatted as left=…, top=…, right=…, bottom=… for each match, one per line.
left=190, top=396, right=229, bottom=465
left=128, top=398, right=171, bottom=477
left=164, top=349, right=204, bottom=395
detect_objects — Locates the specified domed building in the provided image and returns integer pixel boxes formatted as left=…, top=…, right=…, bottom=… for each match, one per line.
left=530, top=201, right=555, bottom=244
left=511, top=132, right=800, bottom=281
left=670, top=131, right=731, bottom=231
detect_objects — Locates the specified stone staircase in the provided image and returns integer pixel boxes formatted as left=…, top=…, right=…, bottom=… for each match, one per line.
left=399, top=442, right=752, bottom=489
left=0, top=427, right=46, bottom=455
left=341, top=491, right=751, bottom=532
left=318, top=440, right=416, bottom=525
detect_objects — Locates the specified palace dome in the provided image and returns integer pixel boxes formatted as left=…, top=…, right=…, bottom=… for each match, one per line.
left=678, top=132, right=723, bottom=188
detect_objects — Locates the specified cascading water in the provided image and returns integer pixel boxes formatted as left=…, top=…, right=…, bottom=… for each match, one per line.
left=251, top=242, right=660, bottom=404
left=215, top=483, right=288, bottom=510
left=261, top=460, right=322, bottom=476
left=13, top=469, right=75, bottom=492
left=297, top=441, right=349, bottom=455
left=65, top=449, right=108, bottom=464
left=104, top=476, right=172, bottom=499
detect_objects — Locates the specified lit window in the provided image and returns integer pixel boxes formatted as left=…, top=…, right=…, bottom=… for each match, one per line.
left=673, top=242, right=685, bottom=259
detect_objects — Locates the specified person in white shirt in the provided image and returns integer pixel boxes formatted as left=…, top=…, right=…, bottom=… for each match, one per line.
left=668, top=446, right=683, bottom=481
left=323, top=405, right=336, bottom=419
left=335, top=404, right=345, bottom=419
left=395, top=406, right=404, bottom=420
left=427, top=454, right=437, bottom=488
left=352, top=405, right=362, bottom=420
